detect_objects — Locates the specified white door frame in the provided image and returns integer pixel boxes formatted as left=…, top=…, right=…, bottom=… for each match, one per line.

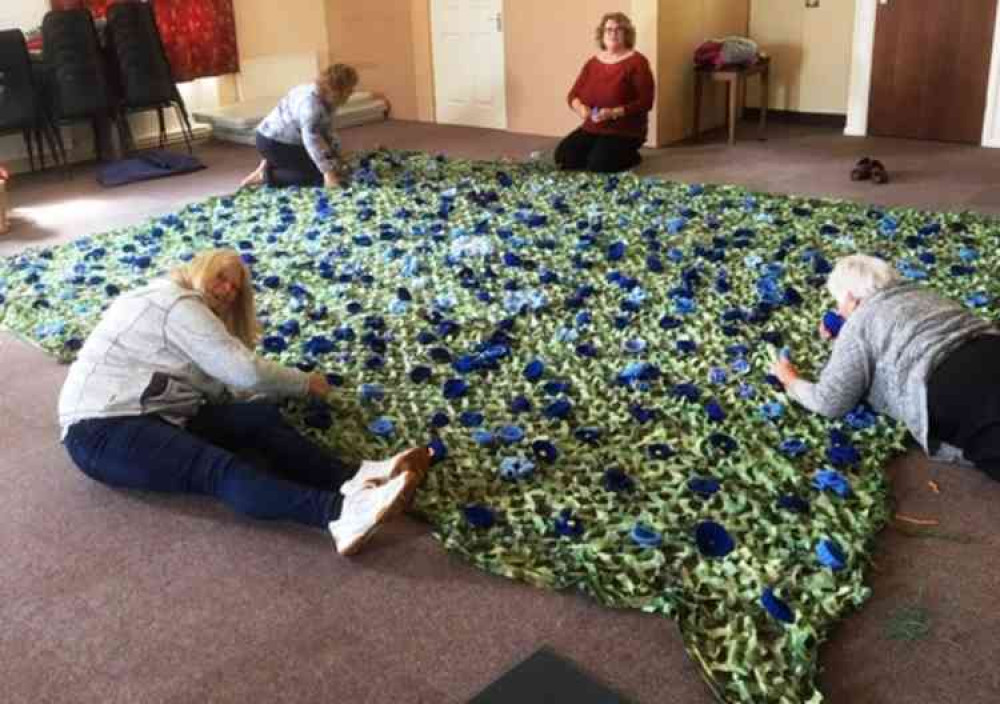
left=429, top=0, right=508, bottom=130
left=846, top=0, right=1000, bottom=147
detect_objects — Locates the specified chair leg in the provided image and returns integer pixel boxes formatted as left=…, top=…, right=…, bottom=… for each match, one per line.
left=156, top=107, right=167, bottom=150
left=22, top=129, right=36, bottom=172
left=34, top=127, right=46, bottom=170
left=116, top=112, right=135, bottom=157
left=173, top=102, right=194, bottom=153
left=49, top=120, right=69, bottom=167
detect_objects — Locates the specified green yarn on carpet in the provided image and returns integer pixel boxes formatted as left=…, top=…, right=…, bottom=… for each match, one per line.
left=3, top=150, right=998, bottom=703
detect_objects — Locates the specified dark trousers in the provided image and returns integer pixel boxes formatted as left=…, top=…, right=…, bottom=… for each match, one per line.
left=554, top=128, right=643, bottom=173
left=928, top=335, right=1000, bottom=481
left=255, top=132, right=324, bottom=187
left=64, top=402, right=353, bottom=527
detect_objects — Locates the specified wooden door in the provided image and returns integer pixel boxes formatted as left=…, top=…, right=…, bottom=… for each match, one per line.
left=431, top=0, right=507, bottom=130
left=868, top=0, right=997, bottom=143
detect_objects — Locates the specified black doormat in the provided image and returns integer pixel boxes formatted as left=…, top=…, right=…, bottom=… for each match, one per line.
left=468, top=647, right=630, bottom=704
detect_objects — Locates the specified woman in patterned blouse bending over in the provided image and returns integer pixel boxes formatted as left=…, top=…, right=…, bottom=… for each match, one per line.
left=241, top=64, right=359, bottom=189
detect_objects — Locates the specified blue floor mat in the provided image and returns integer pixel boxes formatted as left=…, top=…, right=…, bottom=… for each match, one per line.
left=97, top=150, right=205, bottom=187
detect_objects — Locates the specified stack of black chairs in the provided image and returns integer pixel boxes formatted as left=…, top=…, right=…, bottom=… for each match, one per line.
left=105, top=2, right=194, bottom=154
left=41, top=8, right=121, bottom=162
left=0, top=29, right=64, bottom=170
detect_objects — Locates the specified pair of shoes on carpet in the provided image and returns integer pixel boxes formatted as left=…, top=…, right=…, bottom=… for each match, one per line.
left=851, top=157, right=889, bottom=184
left=328, top=447, right=433, bottom=556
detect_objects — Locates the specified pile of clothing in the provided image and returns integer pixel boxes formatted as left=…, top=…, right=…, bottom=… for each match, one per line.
left=694, top=36, right=759, bottom=68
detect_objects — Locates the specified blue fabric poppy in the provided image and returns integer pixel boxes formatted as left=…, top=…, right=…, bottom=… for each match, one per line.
left=705, top=400, right=726, bottom=422
left=369, top=417, right=395, bottom=437
left=709, top=367, right=728, bottom=385
left=602, top=468, right=635, bottom=493
left=695, top=521, right=735, bottom=557
left=509, top=396, right=533, bottom=414
left=359, top=384, right=384, bottom=403
left=708, top=433, right=738, bottom=453
left=531, top=440, right=559, bottom=464
left=813, top=469, right=852, bottom=497
left=607, top=241, right=626, bottom=261
left=523, top=359, right=545, bottom=381
left=442, top=378, right=468, bottom=399
left=647, top=443, right=674, bottom=460
left=499, top=456, right=535, bottom=481
left=827, top=444, right=861, bottom=467
left=459, top=411, right=484, bottom=427
left=780, top=437, right=808, bottom=457
left=845, top=404, right=877, bottom=430
left=471, top=430, right=495, bottom=446
left=303, top=336, right=335, bottom=356
left=688, top=477, right=721, bottom=498
left=672, top=383, right=701, bottom=402
left=822, top=311, right=845, bottom=338
left=676, top=339, right=698, bottom=355
left=464, top=504, right=495, bottom=528
left=498, top=425, right=525, bottom=444
left=630, top=523, right=663, bottom=548
left=262, top=335, right=287, bottom=353
left=760, top=402, right=785, bottom=421
left=659, top=315, right=682, bottom=330
left=409, top=366, right=432, bottom=384
left=428, top=437, right=448, bottom=464
left=430, top=412, right=450, bottom=428
left=816, top=538, right=847, bottom=570
left=543, top=399, right=572, bottom=420
left=574, top=427, right=602, bottom=445
left=554, top=509, right=584, bottom=538
left=761, top=588, right=795, bottom=624
left=777, top=494, right=810, bottom=513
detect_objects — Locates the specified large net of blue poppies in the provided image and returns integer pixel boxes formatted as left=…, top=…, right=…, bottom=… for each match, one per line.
left=3, top=150, right=998, bottom=702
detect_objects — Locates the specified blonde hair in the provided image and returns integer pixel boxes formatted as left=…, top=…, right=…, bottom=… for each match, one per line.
left=318, top=63, right=359, bottom=106
left=170, top=249, right=260, bottom=348
left=595, top=12, right=636, bottom=50
left=827, top=254, right=900, bottom=308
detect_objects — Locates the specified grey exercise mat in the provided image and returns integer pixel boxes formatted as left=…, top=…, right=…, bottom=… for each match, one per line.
left=469, top=648, right=630, bottom=704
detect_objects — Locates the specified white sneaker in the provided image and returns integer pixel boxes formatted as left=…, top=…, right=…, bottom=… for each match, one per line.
left=929, top=442, right=975, bottom=469
left=328, top=471, right=417, bottom=556
left=340, top=447, right=431, bottom=497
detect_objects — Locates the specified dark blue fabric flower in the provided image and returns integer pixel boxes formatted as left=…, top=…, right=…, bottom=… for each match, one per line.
left=647, top=443, right=674, bottom=460
left=672, top=383, right=701, bottom=402
left=688, top=477, right=721, bottom=497
left=827, top=444, right=861, bottom=467
left=459, top=411, right=484, bottom=427
left=429, top=436, right=448, bottom=464
left=780, top=437, right=808, bottom=457
left=630, top=523, right=663, bottom=548
left=602, top=468, right=635, bottom=493
left=708, top=433, right=738, bottom=453
left=777, top=494, right=810, bottom=513
left=543, top=399, right=572, bottom=420
left=531, top=439, right=559, bottom=463
left=607, top=241, right=626, bottom=261
left=369, top=417, right=395, bottom=437
left=303, top=336, right=335, bottom=356
left=523, top=359, right=545, bottom=381
left=262, top=335, right=288, bottom=353
left=761, top=588, right=795, bottom=624
left=845, top=404, right=877, bottom=430
left=816, top=538, right=847, bottom=570
left=509, top=396, right=533, bottom=414
left=430, top=412, right=450, bottom=428
left=464, top=504, right=495, bottom=528
left=555, top=509, right=584, bottom=538
left=574, top=427, right=602, bottom=445
left=659, top=315, right=682, bottom=330
left=705, top=400, right=726, bottom=422
left=442, top=378, right=468, bottom=399
left=822, top=310, right=845, bottom=337
left=410, top=366, right=432, bottom=384
left=676, top=339, right=697, bottom=355
left=695, top=521, right=734, bottom=557
left=498, top=425, right=525, bottom=444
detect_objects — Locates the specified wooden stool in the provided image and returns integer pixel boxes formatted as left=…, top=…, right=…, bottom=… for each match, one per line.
left=693, top=56, right=770, bottom=145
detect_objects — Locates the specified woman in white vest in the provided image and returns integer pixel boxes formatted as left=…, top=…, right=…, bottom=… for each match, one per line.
left=58, top=249, right=430, bottom=556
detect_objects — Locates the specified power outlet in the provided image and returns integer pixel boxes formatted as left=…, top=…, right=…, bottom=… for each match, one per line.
left=806, top=0, right=820, bottom=7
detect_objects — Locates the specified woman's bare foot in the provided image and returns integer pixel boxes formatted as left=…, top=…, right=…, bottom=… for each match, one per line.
left=239, top=160, right=268, bottom=189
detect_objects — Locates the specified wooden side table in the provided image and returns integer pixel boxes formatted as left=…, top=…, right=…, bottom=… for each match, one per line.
left=693, top=56, right=770, bottom=145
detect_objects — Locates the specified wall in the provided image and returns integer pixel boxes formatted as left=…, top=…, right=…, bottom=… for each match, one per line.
left=324, top=0, right=433, bottom=121
left=657, top=0, right=749, bottom=144
left=748, top=0, right=855, bottom=114
left=233, top=0, right=328, bottom=63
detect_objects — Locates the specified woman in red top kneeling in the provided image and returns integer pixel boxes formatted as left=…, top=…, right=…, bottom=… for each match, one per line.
left=555, top=12, right=655, bottom=174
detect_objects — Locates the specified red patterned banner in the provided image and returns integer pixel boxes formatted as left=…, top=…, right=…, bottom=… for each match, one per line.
left=49, top=0, right=239, bottom=82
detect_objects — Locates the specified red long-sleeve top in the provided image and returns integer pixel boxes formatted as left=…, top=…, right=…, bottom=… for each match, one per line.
left=567, top=52, right=655, bottom=140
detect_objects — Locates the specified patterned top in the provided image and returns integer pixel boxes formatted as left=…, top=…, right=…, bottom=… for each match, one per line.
left=257, top=84, right=341, bottom=174
left=787, top=282, right=996, bottom=451
left=58, top=280, right=307, bottom=436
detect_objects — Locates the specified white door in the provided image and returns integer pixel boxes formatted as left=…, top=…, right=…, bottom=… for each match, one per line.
left=431, top=0, right=507, bottom=129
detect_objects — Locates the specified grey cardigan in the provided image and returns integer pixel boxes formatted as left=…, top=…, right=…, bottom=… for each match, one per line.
left=58, top=280, right=308, bottom=437
left=787, top=282, right=996, bottom=451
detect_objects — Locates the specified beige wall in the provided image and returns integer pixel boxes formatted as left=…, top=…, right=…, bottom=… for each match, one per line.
left=657, top=0, right=749, bottom=144
left=325, top=1, right=434, bottom=121
left=234, top=0, right=329, bottom=61
left=748, top=0, right=855, bottom=114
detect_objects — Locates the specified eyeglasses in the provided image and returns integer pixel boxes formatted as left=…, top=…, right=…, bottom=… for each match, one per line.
left=604, top=26, right=625, bottom=34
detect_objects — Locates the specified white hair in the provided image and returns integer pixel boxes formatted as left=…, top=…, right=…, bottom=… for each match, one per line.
left=826, top=254, right=899, bottom=307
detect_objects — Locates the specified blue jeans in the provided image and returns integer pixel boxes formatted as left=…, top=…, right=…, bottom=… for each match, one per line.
left=64, top=402, right=353, bottom=528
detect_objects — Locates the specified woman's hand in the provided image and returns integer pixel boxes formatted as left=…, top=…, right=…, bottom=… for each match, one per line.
left=595, top=107, right=624, bottom=122
left=571, top=98, right=590, bottom=122
left=323, top=170, right=342, bottom=189
left=306, top=373, right=331, bottom=398
left=818, top=319, right=833, bottom=341
left=770, top=356, right=801, bottom=388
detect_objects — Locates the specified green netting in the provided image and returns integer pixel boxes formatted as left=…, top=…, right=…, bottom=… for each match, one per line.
left=3, top=151, right=997, bottom=702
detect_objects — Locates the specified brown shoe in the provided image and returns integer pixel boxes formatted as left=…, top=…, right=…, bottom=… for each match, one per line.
left=850, top=157, right=873, bottom=181
left=870, top=159, right=889, bottom=184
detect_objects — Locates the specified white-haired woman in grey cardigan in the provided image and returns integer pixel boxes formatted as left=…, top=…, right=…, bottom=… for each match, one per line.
left=771, top=254, right=1000, bottom=480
